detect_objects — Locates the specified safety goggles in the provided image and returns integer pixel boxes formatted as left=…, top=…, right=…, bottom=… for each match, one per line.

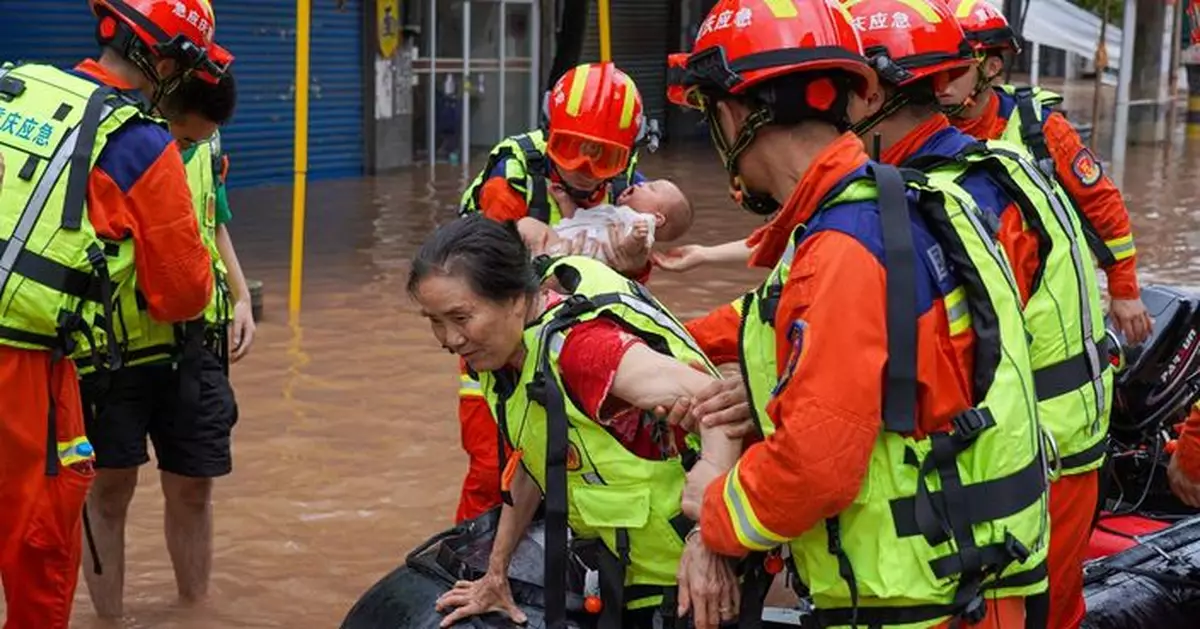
left=545, top=131, right=631, bottom=181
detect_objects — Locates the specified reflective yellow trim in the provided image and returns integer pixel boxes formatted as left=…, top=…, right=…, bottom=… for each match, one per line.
left=566, top=65, right=591, bottom=117
left=618, top=74, right=637, bottom=129
left=1105, top=234, right=1136, bottom=261
left=954, top=0, right=981, bottom=17
left=459, top=374, right=484, bottom=398
left=762, top=0, right=798, bottom=18
left=57, top=436, right=93, bottom=467
left=723, top=461, right=788, bottom=551
left=946, top=286, right=973, bottom=336
left=731, top=296, right=746, bottom=317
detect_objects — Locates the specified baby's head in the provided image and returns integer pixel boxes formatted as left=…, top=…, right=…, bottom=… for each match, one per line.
left=618, top=179, right=693, bottom=242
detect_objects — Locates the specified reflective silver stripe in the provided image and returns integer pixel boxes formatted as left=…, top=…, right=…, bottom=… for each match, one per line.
left=547, top=330, right=566, bottom=356
left=723, top=472, right=777, bottom=550
left=459, top=379, right=482, bottom=390
left=612, top=292, right=710, bottom=365
left=780, top=238, right=797, bottom=268
left=582, top=473, right=603, bottom=485
left=0, top=97, right=118, bottom=291
left=991, top=147, right=1107, bottom=416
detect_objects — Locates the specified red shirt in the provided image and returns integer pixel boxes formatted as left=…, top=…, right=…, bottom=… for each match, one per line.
left=536, top=294, right=682, bottom=460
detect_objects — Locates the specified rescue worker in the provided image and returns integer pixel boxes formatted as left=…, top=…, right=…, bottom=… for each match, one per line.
left=0, top=0, right=224, bottom=625
left=410, top=217, right=741, bottom=629
left=938, top=0, right=1153, bottom=346
left=451, top=62, right=656, bottom=524
left=836, top=1, right=1112, bottom=626
left=81, top=66, right=247, bottom=617
left=672, top=0, right=1048, bottom=626
left=1169, top=401, right=1200, bottom=507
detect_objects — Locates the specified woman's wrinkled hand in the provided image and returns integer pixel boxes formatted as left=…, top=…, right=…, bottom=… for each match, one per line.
left=433, top=572, right=527, bottom=627
left=677, top=533, right=740, bottom=629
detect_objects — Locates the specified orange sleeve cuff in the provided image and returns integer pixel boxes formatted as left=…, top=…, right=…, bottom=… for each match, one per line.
left=685, top=303, right=742, bottom=365
left=1105, top=259, right=1141, bottom=300
left=479, top=177, right=530, bottom=222
left=700, top=471, right=750, bottom=558
left=1176, top=404, right=1200, bottom=482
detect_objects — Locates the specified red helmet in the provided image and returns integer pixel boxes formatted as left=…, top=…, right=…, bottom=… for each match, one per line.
left=91, top=0, right=232, bottom=83
left=844, top=0, right=974, bottom=87
left=544, top=62, right=644, bottom=181
left=667, top=52, right=690, bottom=108
left=679, top=0, right=877, bottom=105
left=947, top=0, right=1021, bottom=54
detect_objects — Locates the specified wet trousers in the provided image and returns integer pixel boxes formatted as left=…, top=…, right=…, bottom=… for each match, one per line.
left=1045, top=471, right=1100, bottom=629
left=0, top=349, right=92, bottom=629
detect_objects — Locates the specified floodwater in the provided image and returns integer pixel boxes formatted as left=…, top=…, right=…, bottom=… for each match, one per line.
left=3, top=126, right=1198, bottom=629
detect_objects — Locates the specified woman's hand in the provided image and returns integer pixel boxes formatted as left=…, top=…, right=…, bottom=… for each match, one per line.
left=434, top=571, right=527, bottom=627
left=677, top=533, right=740, bottom=629
left=652, top=245, right=710, bottom=273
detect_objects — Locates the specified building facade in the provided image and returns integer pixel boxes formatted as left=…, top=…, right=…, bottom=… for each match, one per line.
left=0, top=0, right=710, bottom=189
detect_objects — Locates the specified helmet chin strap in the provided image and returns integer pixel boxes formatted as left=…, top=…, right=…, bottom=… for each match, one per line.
left=704, top=105, right=780, bottom=216
left=549, top=166, right=608, bottom=205
left=942, top=62, right=1000, bottom=118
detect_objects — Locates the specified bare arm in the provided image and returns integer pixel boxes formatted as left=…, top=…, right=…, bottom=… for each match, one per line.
left=216, top=224, right=249, bottom=304
left=610, top=344, right=740, bottom=469
left=705, top=239, right=753, bottom=264
left=486, top=464, right=541, bottom=576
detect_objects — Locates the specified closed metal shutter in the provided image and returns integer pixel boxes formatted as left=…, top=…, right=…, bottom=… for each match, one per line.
left=0, top=1, right=97, bottom=70
left=579, top=0, right=671, bottom=130
left=219, top=0, right=365, bottom=187
left=0, top=1, right=366, bottom=189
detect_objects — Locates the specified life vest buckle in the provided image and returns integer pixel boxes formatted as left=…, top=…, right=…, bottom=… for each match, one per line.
left=1003, top=531, right=1030, bottom=563
left=961, top=593, right=987, bottom=625
left=526, top=373, right=548, bottom=404
left=561, top=293, right=595, bottom=318
left=951, top=408, right=995, bottom=445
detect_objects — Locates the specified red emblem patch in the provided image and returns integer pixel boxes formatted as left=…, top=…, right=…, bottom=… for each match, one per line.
left=1071, top=148, right=1102, bottom=187
left=566, top=442, right=582, bottom=472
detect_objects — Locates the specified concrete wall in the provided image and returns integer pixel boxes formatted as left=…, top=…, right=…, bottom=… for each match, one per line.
left=367, top=8, right=417, bottom=173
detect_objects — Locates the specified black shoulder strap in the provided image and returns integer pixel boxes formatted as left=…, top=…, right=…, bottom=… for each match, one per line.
left=873, top=164, right=918, bottom=435
left=62, top=86, right=115, bottom=230
left=1013, top=87, right=1052, bottom=168
left=512, top=133, right=552, bottom=224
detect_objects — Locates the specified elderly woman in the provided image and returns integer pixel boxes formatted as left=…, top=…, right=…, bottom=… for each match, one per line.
left=408, top=216, right=743, bottom=629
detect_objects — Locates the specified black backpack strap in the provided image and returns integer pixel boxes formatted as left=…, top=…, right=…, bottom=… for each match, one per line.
left=512, top=133, right=552, bottom=223
left=872, top=164, right=918, bottom=435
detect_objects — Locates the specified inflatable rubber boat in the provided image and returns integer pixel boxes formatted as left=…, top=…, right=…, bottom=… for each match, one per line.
left=342, top=286, right=1200, bottom=629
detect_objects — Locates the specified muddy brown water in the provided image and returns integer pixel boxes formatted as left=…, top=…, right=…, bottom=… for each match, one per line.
left=1, top=134, right=1196, bottom=628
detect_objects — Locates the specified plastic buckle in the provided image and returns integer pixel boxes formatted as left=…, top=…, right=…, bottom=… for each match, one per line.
left=85, top=244, right=107, bottom=271
left=526, top=372, right=547, bottom=404
left=1004, top=532, right=1031, bottom=563
left=561, top=293, right=594, bottom=318
left=962, top=594, right=987, bottom=625
left=952, top=408, right=993, bottom=444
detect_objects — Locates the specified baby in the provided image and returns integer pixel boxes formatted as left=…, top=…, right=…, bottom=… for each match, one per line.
left=518, top=179, right=694, bottom=266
